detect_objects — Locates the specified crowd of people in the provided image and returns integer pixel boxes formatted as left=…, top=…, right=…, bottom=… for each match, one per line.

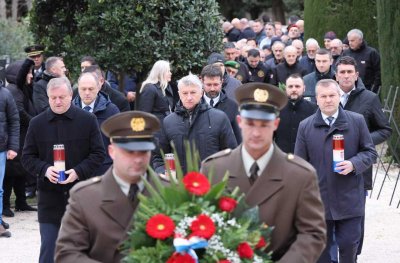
left=0, top=13, right=392, bottom=263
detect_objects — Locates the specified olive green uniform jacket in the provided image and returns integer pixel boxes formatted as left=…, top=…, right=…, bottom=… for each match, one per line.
left=55, top=168, right=139, bottom=263
left=201, top=144, right=326, bottom=263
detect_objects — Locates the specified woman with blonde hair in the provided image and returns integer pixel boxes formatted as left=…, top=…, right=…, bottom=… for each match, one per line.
left=137, top=60, right=176, bottom=125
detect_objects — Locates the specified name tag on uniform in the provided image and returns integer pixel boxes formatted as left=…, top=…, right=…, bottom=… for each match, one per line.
left=361, top=61, right=366, bottom=64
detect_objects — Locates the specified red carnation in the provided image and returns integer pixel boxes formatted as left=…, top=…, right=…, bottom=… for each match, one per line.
left=237, top=242, right=254, bottom=259
left=183, top=172, right=210, bottom=195
left=190, top=214, right=216, bottom=239
left=166, top=253, right=195, bottom=263
left=255, top=236, right=267, bottom=249
left=218, top=196, right=238, bottom=212
left=218, top=260, right=231, bottom=263
left=145, top=214, right=175, bottom=240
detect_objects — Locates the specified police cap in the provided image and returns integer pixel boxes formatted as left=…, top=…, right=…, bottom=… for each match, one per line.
left=101, top=111, right=160, bottom=151
left=24, top=44, right=45, bottom=57
left=235, top=83, right=287, bottom=121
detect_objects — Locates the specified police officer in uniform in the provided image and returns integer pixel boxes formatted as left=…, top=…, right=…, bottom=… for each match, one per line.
left=55, top=111, right=160, bottom=263
left=245, top=48, right=272, bottom=83
left=24, top=44, right=46, bottom=82
left=201, top=83, right=326, bottom=263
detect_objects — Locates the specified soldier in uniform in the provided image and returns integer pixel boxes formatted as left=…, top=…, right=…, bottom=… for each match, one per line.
left=55, top=111, right=160, bottom=263
left=24, top=44, right=46, bottom=82
left=201, top=82, right=326, bottom=263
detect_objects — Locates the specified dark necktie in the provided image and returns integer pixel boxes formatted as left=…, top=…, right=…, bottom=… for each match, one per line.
left=210, top=99, right=214, bottom=107
left=327, top=116, right=334, bottom=126
left=249, top=162, right=259, bottom=185
left=128, top=184, right=139, bottom=202
left=83, top=106, right=91, bottom=112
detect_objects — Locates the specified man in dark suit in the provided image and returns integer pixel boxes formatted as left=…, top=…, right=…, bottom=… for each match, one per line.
left=21, top=77, right=106, bottom=263
left=201, top=64, right=242, bottom=143
left=55, top=111, right=160, bottom=262
left=336, top=56, right=391, bottom=258
left=295, top=79, right=377, bottom=263
left=201, top=83, right=326, bottom=262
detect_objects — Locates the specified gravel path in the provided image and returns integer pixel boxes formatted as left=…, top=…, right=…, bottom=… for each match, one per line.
left=1, top=164, right=400, bottom=263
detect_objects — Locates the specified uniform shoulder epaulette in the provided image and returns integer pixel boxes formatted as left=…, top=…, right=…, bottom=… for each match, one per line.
left=286, top=153, right=315, bottom=172
left=72, top=176, right=102, bottom=193
left=203, top=148, right=232, bottom=163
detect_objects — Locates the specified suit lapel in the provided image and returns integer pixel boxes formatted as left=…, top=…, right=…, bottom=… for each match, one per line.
left=100, top=170, right=134, bottom=229
left=245, top=146, right=284, bottom=207
left=227, top=146, right=252, bottom=194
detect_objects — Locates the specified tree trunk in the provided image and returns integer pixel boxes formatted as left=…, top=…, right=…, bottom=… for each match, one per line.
left=272, top=0, right=285, bottom=23
left=0, top=0, right=6, bottom=19
left=26, top=0, right=33, bottom=10
left=12, top=0, right=18, bottom=21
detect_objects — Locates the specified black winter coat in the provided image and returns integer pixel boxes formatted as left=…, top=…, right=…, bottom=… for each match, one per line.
left=343, top=79, right=392, bottom=189
left=101, top=81, right=130, bottom=112
left=299, top=56, right=315, bottom=75
left=32, top=71, right=57, bottom=113
left=275, top=98, right=317, bottom=153
left=153, top=100, right=238, bottom=173
left=73, top=91, right=120, bottom=175
left=213, top=91, right=242, bottom=144
left=303, top=67, right=336, bottom=103
left=0, top=84, right=19, bottom=152
left=271, top=61, right=307, bottom=86
left=137, top=83, right=175, bottom=125
left=5, top=60, right=36, bottom=158
left=343, top=41, right=381, bottom=90
left=222, top=73, right=242, bottom=102
left=21, top=105, right=106, bottom=224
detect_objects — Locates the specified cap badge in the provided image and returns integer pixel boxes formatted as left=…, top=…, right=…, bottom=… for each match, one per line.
left=254, top=88, right=269, bottom=102
left=130, top=117, right=146, bottom=132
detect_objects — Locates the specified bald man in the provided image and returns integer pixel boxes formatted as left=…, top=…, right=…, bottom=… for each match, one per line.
left=73, top=73, right=120, bottom=175
left=271, top=45, right=307, bottom=86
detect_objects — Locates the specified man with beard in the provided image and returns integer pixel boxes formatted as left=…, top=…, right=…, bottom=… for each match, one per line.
left=207, top=52, right=242, bottom=101
left=274, top=74, right=317, bottom=153
left=303, top=49, right=336, bottom=103
left=245, top=49, right=272, bottom=83
left=201, top=65, right=242, bottom=143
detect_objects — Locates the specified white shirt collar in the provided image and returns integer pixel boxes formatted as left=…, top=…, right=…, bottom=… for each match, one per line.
left=339, top=86, right=356, bottom=97
left=339, top=86, right=355, bottom=106
left=321, top=110, right=339, bottom=126
left=81, top=99, right=96, bottom=112
left=203, top=94, right=220, bottom=107
left=112, top=169, right=145, bottom=197
left=241, top=144, right=274, bottom=178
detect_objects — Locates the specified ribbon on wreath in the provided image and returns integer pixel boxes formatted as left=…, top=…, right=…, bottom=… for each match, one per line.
left=173, top=236, right=208, bottom=262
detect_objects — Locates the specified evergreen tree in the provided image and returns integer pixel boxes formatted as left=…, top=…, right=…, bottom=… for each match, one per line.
left=304, top=0, right=378, bottom=48
left=377, top=0, right=400, bottom=159
left=29, top=0, right=223, bottom=83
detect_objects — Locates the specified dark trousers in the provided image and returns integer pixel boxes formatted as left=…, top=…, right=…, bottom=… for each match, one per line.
left=39, top=223, right=60, bottom=263
left=3, top=162, right=28, bottom=209
left=318, top=217, right=362, bottom=263
left=357, top=193, right=367, bottom=255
